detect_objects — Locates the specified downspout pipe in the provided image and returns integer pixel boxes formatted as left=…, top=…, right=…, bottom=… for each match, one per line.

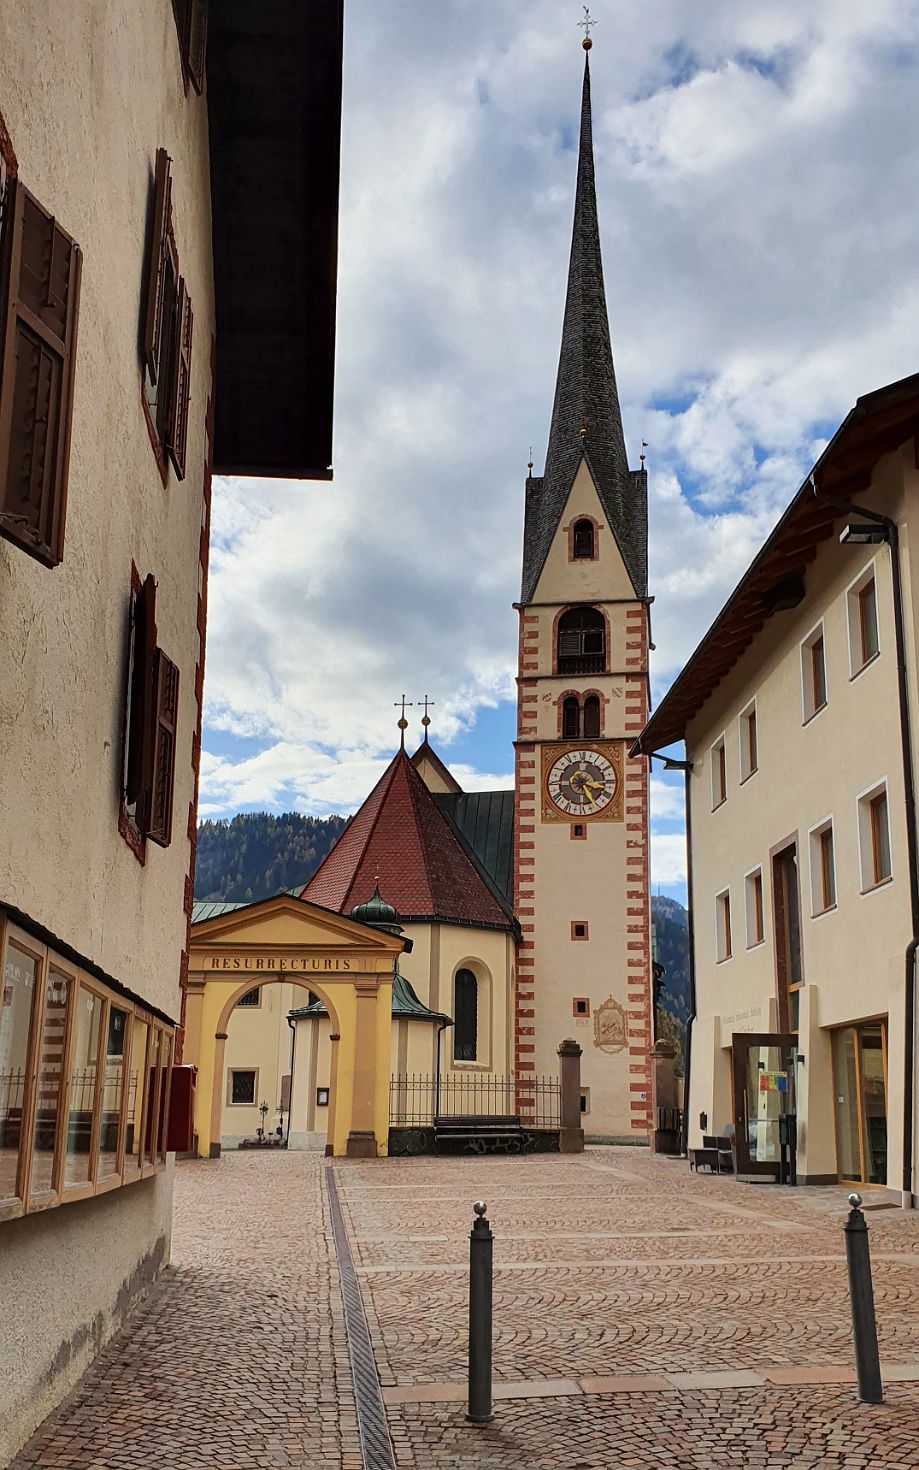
left=812, top=479, right=918, bottom=1208
left=644, top=751, right=694, bottom=1157
left=285, top=1014, right=297, bottom=1148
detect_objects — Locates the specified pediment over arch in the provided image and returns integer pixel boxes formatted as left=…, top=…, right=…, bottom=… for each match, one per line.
left=189, top=892, right=409, bottom=959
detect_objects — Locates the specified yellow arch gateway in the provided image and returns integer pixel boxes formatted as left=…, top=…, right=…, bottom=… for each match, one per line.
left=184, top=894, right=408, bottom=1158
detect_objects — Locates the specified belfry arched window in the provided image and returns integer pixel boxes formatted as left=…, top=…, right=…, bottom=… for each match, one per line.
left=454, top=969, right=478, bottom=1061
left=557, top=607, right=605, bottom=676
left=562, top=696, right=580, bottom=740
left=583, top=695, right=601, bottom=738
left=561, top=693, right=603, bottom=740
left=573, top=519, right=595, bottom=559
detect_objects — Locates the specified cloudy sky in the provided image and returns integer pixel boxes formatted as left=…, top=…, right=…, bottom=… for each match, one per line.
left=200, top=0, right=919, bottom=899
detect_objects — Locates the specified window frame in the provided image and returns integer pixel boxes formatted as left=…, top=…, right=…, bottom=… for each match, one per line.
left=235, top=987, right=262, bottom=1009
left=800, top=620, right=828, bottom=725
left=857, top=780, right=892, bottom=893
left=808, top=817, right=837, bottom=918
left=715, top=888, right=733, bottom=963
left=711, top=735, right=727, bottom=810
left=846, top=560, right=881, bottom=680
left=570, top=922, right=589, bottom=941
left=738, top=700, right=758, bottom=784
left=744, top=866, right=765, bottom=949
left=452, top=968, right=479, bottom=1064
left=571, top=518, right=596, bottom=560
left=0, top=919, right=172, bottom=1227
left=227, top=1069, right=258, bottom=1107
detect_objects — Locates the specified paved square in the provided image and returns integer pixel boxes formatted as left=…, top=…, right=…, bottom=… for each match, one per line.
left=10, top=1147, right=919, bottom=1468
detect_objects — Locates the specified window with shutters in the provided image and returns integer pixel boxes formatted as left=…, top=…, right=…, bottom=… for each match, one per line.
left=172, top=0, right=209, bottom=94
left=562, top=696, right=580, bottom=740
left=120, top=568, right=180, bottom=857
left=559, top=692, right=603, bottom=739
left=556, top=607, right=606, bottom=675
left=141, top=150, right=193, bottom=482
left=0, top=176, right=81, bottom=566
left=453, top=969, right=478, bottom=1062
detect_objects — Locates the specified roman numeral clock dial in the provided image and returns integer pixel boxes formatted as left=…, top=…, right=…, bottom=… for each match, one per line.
left=541, top=743, right=624, bottom=823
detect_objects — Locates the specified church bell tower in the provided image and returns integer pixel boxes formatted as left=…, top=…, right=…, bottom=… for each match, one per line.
left=513, top=40, right=652, bottom=1140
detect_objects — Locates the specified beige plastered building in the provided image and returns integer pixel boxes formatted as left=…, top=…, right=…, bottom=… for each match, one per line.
left=636, top=374, right=919, bottom=1202
left=0, top=3, right=343, bottom=1459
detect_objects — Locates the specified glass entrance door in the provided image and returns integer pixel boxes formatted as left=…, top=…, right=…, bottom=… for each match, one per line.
left=731, top=1034, right=798, bottom=1177
left=832, top=1021, right=888, bottom=1186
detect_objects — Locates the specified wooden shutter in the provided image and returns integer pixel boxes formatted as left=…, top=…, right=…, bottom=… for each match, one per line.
left=126, top=574, right=157, bottom=810
left=143, top=647, right=179, bottom=848
left=0, top=178, right=82, bottom=566
left=166, top=278, right=192, bottom=479
left=183, top=0, right=209, bottom=94
left=558, top=628, right=581, bottom=660
left=143, top=150, right=172, bottom=385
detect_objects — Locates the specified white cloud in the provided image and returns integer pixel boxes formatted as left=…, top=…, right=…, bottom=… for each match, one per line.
left=200, top=0, right=919, bottom=818
left=651, top=832, right=688, bottom=888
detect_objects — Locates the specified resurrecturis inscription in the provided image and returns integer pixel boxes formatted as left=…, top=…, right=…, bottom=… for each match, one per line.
left=208, top=955, right=353, bottom=971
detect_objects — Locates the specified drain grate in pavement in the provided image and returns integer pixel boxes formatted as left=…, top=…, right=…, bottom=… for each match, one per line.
left=326, top=1165, right=398, bottom=1470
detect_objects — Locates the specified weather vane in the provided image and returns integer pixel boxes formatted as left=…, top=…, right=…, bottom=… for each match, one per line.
left=579, top=6, right=596, bottom=49
left=640, top=440, right=648, bottom=465
left=394, top=695, right=413, bottom=749
left=418, top=695, right=435, bottom=742
left=527, top=445, right=534, bottom=474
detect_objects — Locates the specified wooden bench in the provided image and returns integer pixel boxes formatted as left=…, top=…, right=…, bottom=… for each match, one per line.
left=434, top=1114, right=524, bottom=1154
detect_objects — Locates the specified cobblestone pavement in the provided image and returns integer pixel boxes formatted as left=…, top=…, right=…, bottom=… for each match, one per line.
left=337, top=1148, right=919, bottom=1467
left=10, top=1153, right=360, bottom=1470
left=10, top=1146, right=919, bottom=1469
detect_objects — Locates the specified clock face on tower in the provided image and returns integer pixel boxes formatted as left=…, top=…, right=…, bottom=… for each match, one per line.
left=541, top=742, right=624, bottom=823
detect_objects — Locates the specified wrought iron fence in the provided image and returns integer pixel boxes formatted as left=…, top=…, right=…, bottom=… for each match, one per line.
left=390, top=1072, right=561, bottom=1129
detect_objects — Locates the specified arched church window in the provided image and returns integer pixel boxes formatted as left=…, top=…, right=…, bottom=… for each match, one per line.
left=562, top=696, right=580, bottom=740
left=583, top=695, right=601, bottom=739
left=557, top=607, right=605, bottom=676
left=573, top=519, right=595, bottom=559
left=453, top=969, right=478, bottom=1061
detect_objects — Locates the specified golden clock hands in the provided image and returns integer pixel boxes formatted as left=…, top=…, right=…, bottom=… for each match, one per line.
left=582, top=778, right=605, bottom=798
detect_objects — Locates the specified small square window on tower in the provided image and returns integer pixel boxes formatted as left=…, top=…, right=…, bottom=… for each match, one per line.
left=571, top=921, right=589, bottom=940
left=573, top=997, right=590, bottom=1017
left=571, top=823, right=587, bottom=840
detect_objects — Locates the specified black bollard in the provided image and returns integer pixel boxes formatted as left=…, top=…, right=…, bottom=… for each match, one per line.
left=844, top=1191, right=883, bottom=1403
left=467, top=1200, right=494, bottom=1424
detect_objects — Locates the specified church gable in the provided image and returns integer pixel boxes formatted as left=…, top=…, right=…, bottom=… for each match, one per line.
left=302, top=749, right=512, bottom=929
left=533, top=456, right=638, bottom=604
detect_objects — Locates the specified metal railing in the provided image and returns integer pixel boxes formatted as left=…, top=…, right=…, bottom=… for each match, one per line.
left=390, top=1072, right=560, bottom=1129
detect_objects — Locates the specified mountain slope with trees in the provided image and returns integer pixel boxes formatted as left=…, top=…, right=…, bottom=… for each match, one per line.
left=194, top=811, right=349, bottom=902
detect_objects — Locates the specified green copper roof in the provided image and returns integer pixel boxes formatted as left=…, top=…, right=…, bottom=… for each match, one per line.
left=288, top=966, right=449, bottom=1025
left=349, top=883, right=399, bottom=929
left=191, top=900, right=246, bottom=924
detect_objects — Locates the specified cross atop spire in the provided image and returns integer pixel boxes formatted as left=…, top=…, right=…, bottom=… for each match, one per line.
left=520, top=47, right=648, bottom=603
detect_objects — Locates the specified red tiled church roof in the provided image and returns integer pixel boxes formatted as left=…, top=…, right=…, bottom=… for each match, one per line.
left=301, top=749, right=512, bottom=928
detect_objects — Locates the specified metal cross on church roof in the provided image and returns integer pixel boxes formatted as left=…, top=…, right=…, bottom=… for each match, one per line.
left=579, top=6, right=597, bottom=48
left=394, top=695, right=413, bottom=748
left=418, top=695, right=435, bottom=742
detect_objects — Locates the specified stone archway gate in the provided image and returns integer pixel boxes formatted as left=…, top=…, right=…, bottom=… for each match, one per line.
left=185, top=895, right=408, bottom=1158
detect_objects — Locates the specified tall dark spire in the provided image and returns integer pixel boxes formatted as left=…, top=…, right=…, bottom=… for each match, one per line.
left=521, top=52, right=647, bottom=602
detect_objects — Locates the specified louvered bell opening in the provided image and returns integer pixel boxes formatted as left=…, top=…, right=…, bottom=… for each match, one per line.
left=557, top=607, right=606, bottom=676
